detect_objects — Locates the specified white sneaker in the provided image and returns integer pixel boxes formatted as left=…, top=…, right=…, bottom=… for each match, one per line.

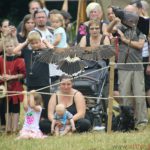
left=93, top=126, right=105, bottom=131
left=136, top=123, right=147, bottom=131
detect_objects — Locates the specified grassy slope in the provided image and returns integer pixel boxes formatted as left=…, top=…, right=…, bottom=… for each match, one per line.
left=1, top=1, right=150, bottom=149
left=0, top=109, right=150, bottom=150
left=0, top=129, right=150, bottom=150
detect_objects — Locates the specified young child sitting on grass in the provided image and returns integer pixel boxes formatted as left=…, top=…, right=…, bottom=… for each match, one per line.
left=51, top=104, right=76, bottom=136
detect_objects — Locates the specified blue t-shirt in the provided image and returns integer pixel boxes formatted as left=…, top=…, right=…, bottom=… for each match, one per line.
left=53, top=27, right=68, bottom=48
left=54, top=110, right=73, bottom=125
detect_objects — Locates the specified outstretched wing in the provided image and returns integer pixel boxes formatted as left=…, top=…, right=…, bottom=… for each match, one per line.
left=35, top=49, right=53, bottom=64
left=36, top=45, right=115, bottom=64
left=80, top=45, right=116, bottom=60
left=94, top=45, right=116, bottom=60
left=35, top=45, right=83, bottom=64
left=35, top=45, right=115, bottom=75
left=56, top=45, right=115, bottom=75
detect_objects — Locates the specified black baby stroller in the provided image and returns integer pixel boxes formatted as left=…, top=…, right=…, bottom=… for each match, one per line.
left=73, top=59, right=108, bottom=129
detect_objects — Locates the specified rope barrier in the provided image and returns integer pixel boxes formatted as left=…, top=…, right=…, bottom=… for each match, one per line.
left=110, top=62, right=150, bottom=65
left=35, top=65, right=110, bottom=92
left=0, top=90, right=109, bottom=100
left=2, top=91, right=150, bottom=100
left=114, top=95, right=150, bottom=98
left=1, top=60, right=150, bottom=99
left=0, top=65, right=109, bottom=98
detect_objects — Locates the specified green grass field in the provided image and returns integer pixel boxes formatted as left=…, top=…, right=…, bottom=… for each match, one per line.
left=0, top=108, right=150, bottom=150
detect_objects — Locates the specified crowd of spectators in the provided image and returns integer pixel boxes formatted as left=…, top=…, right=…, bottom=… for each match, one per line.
left=0, top=0, right=149, bottom=136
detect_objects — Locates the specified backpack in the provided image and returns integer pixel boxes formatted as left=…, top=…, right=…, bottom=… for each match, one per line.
left=105, top=105, right=135, bottom=132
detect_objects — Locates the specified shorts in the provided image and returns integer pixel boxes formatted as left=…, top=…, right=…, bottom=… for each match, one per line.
left=4, top=99, right=20, bottom=113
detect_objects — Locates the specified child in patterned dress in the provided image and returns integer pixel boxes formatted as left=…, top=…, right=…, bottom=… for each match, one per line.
left=17, top=90, right=47, bottom=139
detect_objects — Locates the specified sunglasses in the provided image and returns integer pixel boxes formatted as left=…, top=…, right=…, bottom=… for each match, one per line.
left=89, top=27, right=100, bottom=30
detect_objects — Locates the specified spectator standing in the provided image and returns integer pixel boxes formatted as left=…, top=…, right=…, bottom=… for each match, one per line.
left=79, top=20, right=110, bottom=47
left=108, top=5, right=148, bottom=129
left=0, top=19, right=18, bottom=53
left=17, top=0, right=41, bottom=33
left=106, top=6, right=122, bottom=104
left=13, top=31, right=53, bottom=119
left=17, top=14, right=35, bottom=43
left=0, top=38, right=26, bottom=133
left=37, top=0, right=49, bottom=17
left=33, top=9, right=53, bottom=44
left=50, top=13, right=68, bottom=48
left=76, top=2, right=108, bottom=44
left=131, top=0, right=150, bottom=107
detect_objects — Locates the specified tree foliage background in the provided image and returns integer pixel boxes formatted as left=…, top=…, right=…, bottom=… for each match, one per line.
left=0, top=0, right=149, bottom=26
left=0, top=0, right=78, bottom=26
left=0, top=0, right=30, bottom=25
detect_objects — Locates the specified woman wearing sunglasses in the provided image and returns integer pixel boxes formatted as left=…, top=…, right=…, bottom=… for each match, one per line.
left=76, top=2, right=108, bottom=44
left=79, top=19, right=110, bottom=48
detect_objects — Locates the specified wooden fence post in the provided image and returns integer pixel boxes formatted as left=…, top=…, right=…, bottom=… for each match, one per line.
left=76, top=0, right=87, bottom=34
left=1, top=34, right=9, bottom=133
left=107, top=56, right=115, bottom=133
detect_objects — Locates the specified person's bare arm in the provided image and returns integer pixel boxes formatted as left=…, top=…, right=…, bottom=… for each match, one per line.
left=22, top=91, right=28, bottom=112
left=42, top=39, right=54, bottom=49
left=13, top=40, right=28, bottom=55
left=48, top=93, right=57, bottom=121
left=107, top=18, right=120, bottom=33
left=3, top=74, right=24, bottom=81
left=146, top=64, right=150, bottom=75
left=62, top=0, right=68, bottom=12
left=102, top=23, right=109, bottom=35
left=51, top=119, right=56, bottom=134
left=79, top=36, right=86, bottom=47
left=38, top=0, right=46, bottom=8
left=73, top=91, right=86, bottom=122
left=70, top=118, right=76, bottom=131
left=29, top=90, right=41, bottom=112
left=146, top=36, right=150, bottom=75
left=117, top=29, right=145, bottom=50
left=53, top=34, right=62, bottom=47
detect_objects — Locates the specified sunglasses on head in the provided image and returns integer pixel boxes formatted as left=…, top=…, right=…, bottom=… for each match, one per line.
left=33, top=9, right=46, bottom=18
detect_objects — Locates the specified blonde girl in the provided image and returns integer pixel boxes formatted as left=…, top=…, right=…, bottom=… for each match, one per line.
left=17, top=90, right=47, bottom=139
left=51, top=13, right=68, bottom=48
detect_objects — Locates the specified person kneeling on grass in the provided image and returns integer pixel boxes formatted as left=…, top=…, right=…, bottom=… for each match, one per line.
left=51, top=104, right=76, bottom=136
left=17, top=90, right=47, bottom=139
left=40, top=75, right=92, bottom=134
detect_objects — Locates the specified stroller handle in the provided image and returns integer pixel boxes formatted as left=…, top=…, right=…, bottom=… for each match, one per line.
left=80, top=76, right=99, bottom=82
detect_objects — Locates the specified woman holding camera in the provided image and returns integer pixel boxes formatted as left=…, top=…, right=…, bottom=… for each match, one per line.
left=0, top=19, right=18, bottom=53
